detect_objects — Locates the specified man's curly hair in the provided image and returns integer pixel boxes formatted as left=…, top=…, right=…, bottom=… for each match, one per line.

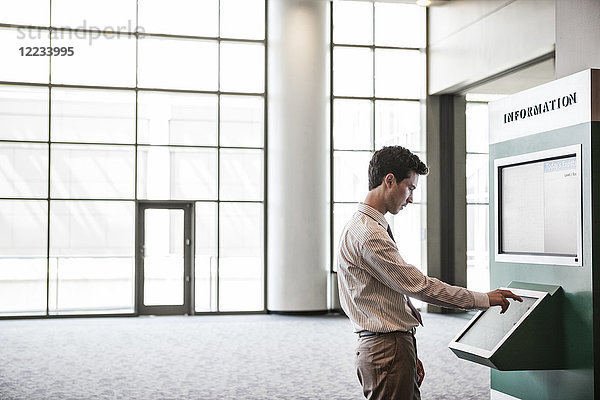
left=368, top=146, right=429, bottom=190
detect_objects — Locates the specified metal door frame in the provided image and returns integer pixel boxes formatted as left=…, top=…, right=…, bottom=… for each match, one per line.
left=136, top=201, right=194, bottom=315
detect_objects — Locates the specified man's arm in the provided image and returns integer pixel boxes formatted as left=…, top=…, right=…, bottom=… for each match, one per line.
left=361, top=231, right=521, bottom=311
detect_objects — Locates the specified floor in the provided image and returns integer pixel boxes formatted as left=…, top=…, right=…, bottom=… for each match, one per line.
left=0, top=312, right=489, bottom=399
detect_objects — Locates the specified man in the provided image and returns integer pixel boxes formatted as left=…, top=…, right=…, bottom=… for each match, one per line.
left=337, top=146, right=522, bottom=400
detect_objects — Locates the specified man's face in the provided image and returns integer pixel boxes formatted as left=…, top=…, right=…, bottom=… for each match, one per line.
left=386, top=170, right=418, bottom=215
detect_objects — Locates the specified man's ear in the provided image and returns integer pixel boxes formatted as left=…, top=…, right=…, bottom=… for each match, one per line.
left=384, top=173, right=395, bottom=188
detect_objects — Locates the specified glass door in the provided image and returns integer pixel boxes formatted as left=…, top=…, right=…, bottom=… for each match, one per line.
left=137, top=202, right=193, bottom=315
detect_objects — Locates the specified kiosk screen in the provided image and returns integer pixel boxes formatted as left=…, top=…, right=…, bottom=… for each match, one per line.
left=500, top=155, right=578, bottom=256
left=456, top=296, right=537, bottom=351
left=494, top=144, right=582, bottom=266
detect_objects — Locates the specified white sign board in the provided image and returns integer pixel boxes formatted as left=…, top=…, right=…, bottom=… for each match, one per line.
left=489, top=69, right=600, bottom=144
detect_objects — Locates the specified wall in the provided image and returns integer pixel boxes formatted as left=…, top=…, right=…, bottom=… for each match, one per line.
left=555, top=0, right=600, bottom=78
left=428, top=0, right=555, bottom=94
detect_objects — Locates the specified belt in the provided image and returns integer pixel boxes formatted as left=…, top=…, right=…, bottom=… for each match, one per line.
left=358, top=328, right=415, bottom=338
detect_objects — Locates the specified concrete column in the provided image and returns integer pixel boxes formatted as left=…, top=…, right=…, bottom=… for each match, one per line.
left=267, top=0, right=330, bottom=312
left=556, top=0, right=600, bottom=78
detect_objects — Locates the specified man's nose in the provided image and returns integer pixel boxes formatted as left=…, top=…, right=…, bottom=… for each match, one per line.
left=408, top=193, right=413, bottom=203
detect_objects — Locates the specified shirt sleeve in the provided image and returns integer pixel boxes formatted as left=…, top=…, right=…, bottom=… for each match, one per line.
left=360, top=230, right=490, bottom=310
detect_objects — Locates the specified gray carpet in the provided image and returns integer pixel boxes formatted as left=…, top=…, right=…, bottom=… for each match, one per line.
left=0, top=312, right=489, bottom=399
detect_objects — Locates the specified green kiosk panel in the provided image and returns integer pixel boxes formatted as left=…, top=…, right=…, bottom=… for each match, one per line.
left=448, top=283, right=563, bottom=371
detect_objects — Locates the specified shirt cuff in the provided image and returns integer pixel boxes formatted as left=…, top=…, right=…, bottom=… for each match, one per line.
left=472, top=291, right=490, bottom=309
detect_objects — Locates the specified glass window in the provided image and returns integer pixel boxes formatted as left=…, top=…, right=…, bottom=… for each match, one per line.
left=0, top=200, right=48, bottom=315
left=333, top=1, right=373, bottom=45
left=0, top=0, right=266, bottom=316
left=220, top=0, right=265, bottom=40
left=412, top=166, right=426, bottom=205
left=0, top=200, right=48, bottom=257
left=0, top=142, right=48, bottom=198
left=333, top=47, right=373, bottom=97
left=375, top=100, right=421, bottom=150
left=48, top=200, right=134, bottom=314
left=465, top=100, right=492, bottom=293
left=375, top=49, right=423, bottom=99
left=51, top=0, right=136, bottom=30
left=0, top=27, right=49, bottom=84
left=388, top=204, right=424, bottom=268
left=0, top=85, right=48, bottom=141
left=333, top=99, right=372, bottom=151
left=51, top=32, right=136, bottom=87
left=50, top=200, right=134, bottom=257
left=374, top=3, right=425, bottom=48
left=138, top=91, right=218, bottom=146
left=333, top=202, right=358, bottom=270
left=0, top=258, right=47, bottom=315
left=332, top=0, right=426, bottom=276
left=467, top=154, right=489, bottom=203
left=466, top=102, right=490, bottom=153
left=137, top=146, right=218, bottom=200
left=48, top=256, right=134, bottom=314
left=195, top=202, right=218, bottom=312
left=220, top=95, right=264, bottom=148
left=219, top=203, right=262, bottom=257
left=220, top=42, right=265, bottom=93
left=137, top=0, right=218, bottom=37
left=334, top=151, right=371, bottom=203
left=467, top=204, right=489, bottom=292
left=219, top=202, right=263, bottom=311
left=138, top=36, right=218, bottom=91
left=51, top=88, right=136, bottom=144
left=0, top=0, right=49, bottom=26
left=219, top=149, right=263, bottom=201
left=50, top=144, right=135, bottom=199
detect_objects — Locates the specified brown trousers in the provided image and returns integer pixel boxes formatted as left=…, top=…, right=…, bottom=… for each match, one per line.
left=355, top=331, right=421, bottom=400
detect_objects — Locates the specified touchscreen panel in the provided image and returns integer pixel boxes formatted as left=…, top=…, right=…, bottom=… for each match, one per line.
left=456, top=296, right=537, bottom=351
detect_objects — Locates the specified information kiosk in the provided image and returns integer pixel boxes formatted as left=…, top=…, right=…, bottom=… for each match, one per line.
left=449, top=69, right=600, bottom=400
left=449, top=283, right=563, bottom=371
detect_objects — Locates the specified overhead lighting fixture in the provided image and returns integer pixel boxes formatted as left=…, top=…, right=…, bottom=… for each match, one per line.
left=416, top=0, right=431, bottom=6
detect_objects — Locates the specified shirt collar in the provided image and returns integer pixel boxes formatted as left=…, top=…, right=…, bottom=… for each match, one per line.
left=357, top=203, right=388, bottom=230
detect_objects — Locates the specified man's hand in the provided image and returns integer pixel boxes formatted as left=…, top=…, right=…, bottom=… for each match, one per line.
left=487, top=289, right=523, bottom=313
left=416, top=358, right=425, bottom=387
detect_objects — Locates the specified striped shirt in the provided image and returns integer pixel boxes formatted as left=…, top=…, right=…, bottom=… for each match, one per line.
left=337, top=203, right=490, bottom=333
